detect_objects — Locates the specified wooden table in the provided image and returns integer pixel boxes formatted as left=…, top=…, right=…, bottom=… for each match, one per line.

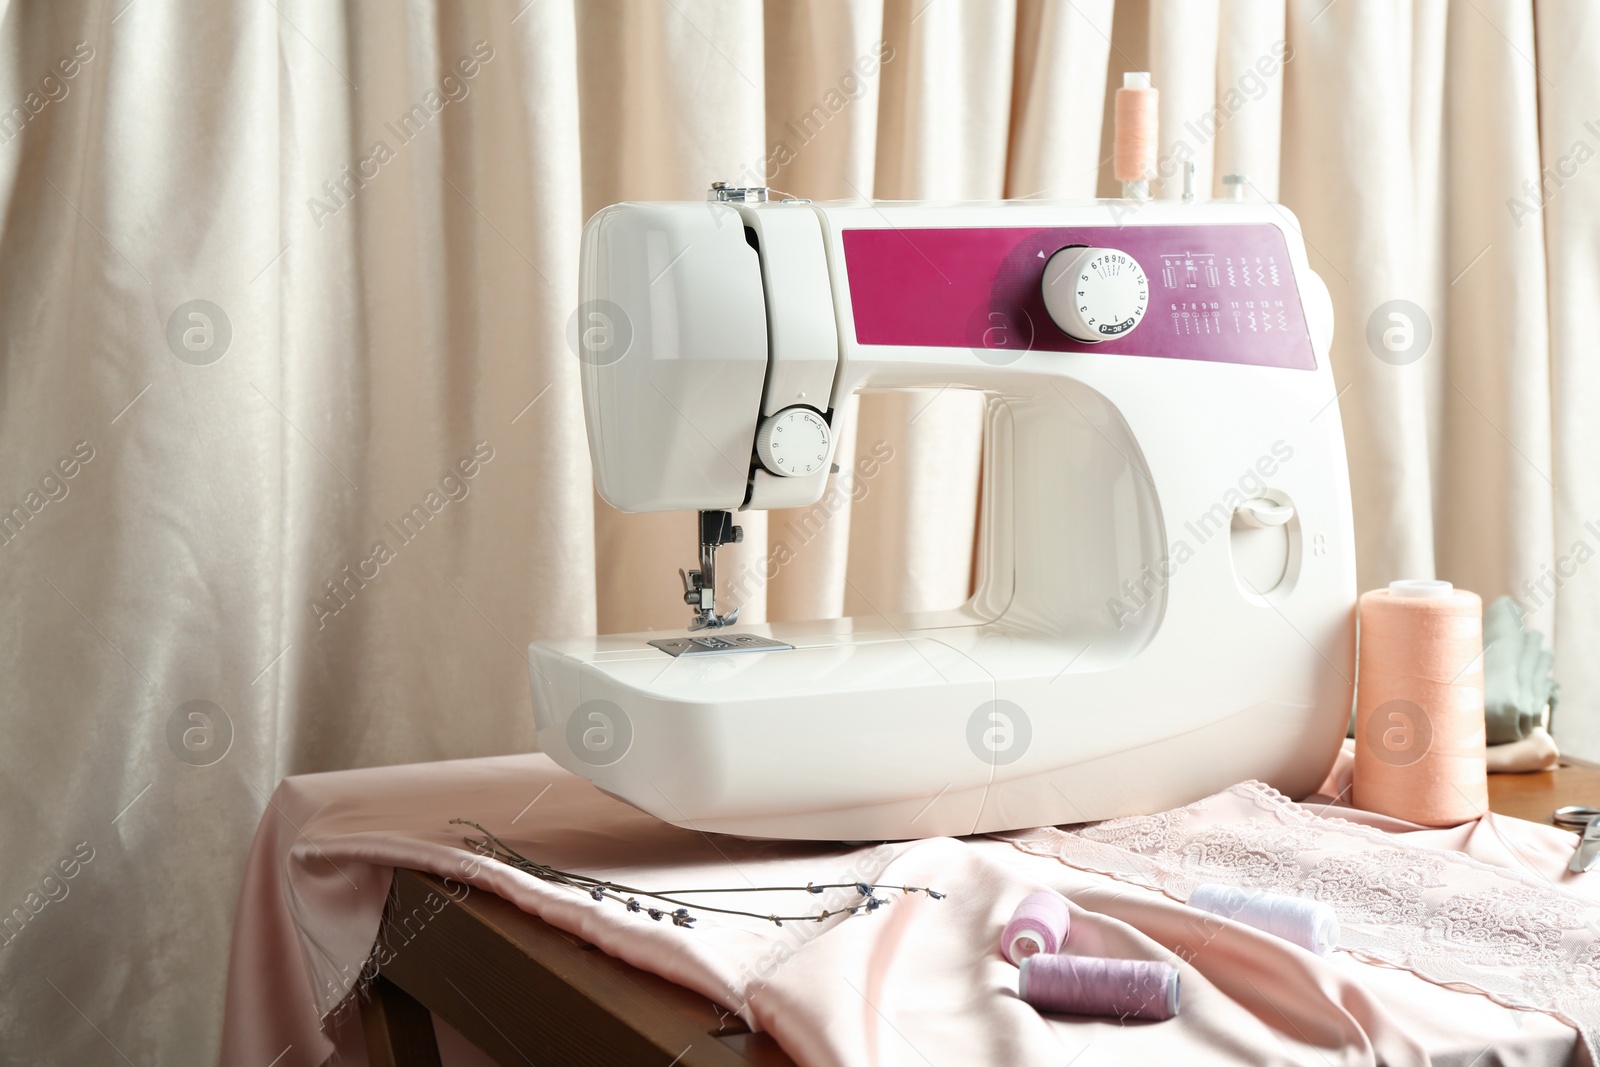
left=362, top=758, right=1600, bottom=1067
left=1485, top=755, right=1600, bottom=825
left=361, top=866, right=796, bottom=1067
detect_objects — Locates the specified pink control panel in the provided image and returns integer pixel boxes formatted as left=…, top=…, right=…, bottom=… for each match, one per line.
left=842, top=223, right=1316, bottom=370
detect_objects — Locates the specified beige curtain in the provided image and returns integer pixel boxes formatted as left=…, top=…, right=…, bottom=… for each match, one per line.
left=0, top=1, right=1592, bottom=1063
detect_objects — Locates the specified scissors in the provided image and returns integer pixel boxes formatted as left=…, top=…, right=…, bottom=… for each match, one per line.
left=1554, top=806, right=1600, bottom=873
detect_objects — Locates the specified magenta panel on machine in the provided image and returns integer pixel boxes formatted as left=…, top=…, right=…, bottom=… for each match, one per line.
left=841, top=223, right=1317, bottom=370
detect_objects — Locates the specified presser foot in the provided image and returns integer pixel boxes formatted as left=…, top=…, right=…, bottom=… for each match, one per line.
left=691, top=603, right=740, bottom=630
left=679, top=568, right=740, bottom=630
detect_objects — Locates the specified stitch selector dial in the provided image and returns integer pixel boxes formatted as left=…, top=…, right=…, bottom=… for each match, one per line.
left=1042, top=246, right=1149, bottom=342
left=754, top=406, right=830, bottom=477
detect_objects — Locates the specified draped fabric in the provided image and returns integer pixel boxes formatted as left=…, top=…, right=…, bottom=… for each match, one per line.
left=0, top=1, right=1592, bottom=1063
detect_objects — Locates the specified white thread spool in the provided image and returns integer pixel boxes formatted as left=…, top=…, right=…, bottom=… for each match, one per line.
left=1187, top=884, right=1339, bottom=956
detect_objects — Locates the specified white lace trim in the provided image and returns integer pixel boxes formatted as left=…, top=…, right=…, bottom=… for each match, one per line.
left=998, top=781, right=1600, bottom=1057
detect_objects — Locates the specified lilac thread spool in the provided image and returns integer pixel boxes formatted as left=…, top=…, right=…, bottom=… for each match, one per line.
left=1001, top=891, right=1070, bottom=964
left=1019, top=955, right=1180, bottom=1021
left=1187, top=883, right=1339, bottom=956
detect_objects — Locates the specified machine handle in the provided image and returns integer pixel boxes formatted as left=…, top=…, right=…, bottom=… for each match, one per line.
left=1234, top=499, right=1295, bottom=528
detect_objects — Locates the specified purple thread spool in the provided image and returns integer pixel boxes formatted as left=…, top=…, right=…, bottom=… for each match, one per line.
left=1001, top=891, right=1070, bottom=964
left=1019, top=955, right=1180, bottom=1021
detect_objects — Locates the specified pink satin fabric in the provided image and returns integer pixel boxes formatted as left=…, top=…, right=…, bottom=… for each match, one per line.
left=222, top=750, right=1595, bottom=1067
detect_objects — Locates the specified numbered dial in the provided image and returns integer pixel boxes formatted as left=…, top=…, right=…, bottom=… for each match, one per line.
left=755, top=407, right=831, bottom=477
left=1042, top=246, right=1149, bottom=342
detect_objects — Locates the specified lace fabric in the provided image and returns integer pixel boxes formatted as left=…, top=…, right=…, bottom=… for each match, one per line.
left=1001, top=781, right=1600, bottom=1057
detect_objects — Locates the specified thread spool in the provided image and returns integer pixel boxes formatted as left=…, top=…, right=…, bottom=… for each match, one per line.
left=1354, top=580, right=1487, bottom=825
left=1001, top=891, right=1070, bottom=964
left=1020, top=955, right=1179, bottom=1021
left=1114, top=72, right=1158, bottom=198
left=1187, top=884, right=1339, bottom=955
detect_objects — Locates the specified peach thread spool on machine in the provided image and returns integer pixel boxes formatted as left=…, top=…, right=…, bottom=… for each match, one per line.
left=1354, top=579, right=1487, bottom=825
left=1113, top=71, right=1158, bottom=200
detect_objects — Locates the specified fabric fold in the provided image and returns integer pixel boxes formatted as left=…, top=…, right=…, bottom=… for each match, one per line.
left=223, top=754, right=1592, bottom=1067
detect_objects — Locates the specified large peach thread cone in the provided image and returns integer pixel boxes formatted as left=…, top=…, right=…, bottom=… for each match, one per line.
left=1353, top=580, right=1487, bottom=825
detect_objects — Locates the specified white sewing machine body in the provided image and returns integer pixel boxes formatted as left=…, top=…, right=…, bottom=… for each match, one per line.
left=529, top=192, right=1356, bottom=840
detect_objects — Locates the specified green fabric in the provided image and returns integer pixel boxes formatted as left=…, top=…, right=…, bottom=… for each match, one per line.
left=1482, top=595, right=1559, bottom=744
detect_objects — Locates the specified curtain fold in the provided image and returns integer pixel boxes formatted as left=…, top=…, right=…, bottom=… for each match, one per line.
left=0, top=2, right=1594, bottom=1064
left=1436, top=0, right=1552, bottom=614
left=1282, top=0, right=1437, bottom=587
left=1534, top=1, right=1600, bottom=758
left=1214, top=0, right=1285, bottom=200
left=1148, top=0, right=1220, bottom=199
left=1006, top=0, right=1114, bottom=201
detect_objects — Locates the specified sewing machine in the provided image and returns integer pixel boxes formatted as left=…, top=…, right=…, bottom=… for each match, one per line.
left=528, top=184, right=1356, bottom=840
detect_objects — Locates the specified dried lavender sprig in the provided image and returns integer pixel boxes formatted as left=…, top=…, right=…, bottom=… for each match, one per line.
left=461, top=831, right=880, bottom=924
left=451, top=821, right=941, bottom=898
left=451, top=820, right=944, bottom=899
left=450, top=819, right=944, bottom=927
left=465, top=835, right=847, bottom=924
